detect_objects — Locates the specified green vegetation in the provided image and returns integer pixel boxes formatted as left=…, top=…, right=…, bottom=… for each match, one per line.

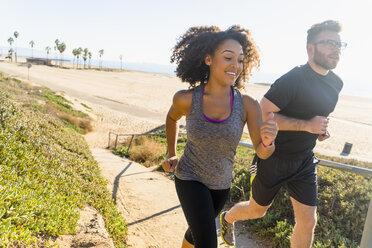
left=115, top=131, right=371, bottom=248
left=0, top=73, right=127, bottom=247
left=81, top=102, right=92, bottom=110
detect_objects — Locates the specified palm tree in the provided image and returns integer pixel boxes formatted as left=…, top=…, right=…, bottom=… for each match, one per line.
left=72, top=48, right=78, bottom=69
left=7, top=48, right=14, bottom=62
left=83, top=48, right=89, bottom=69
left=53, top=46, right=57, bottom=65
left=54, top=39, right=60, bottom=65
left=57, top=42, right=66, bottom=67
left=88, top=51, right=92, bottom=69
left=98, top=49, right=104, bottom=69
left=29, top=40, right=35, bottom=58
left=76, top=47, right=83, bottom=68
left=7, top=37, right=14, bottom=61
left=7, top=37, right=14, bottom=46
left=119, top=54, right=123, bottom=70
left=45, top=46, right=51, bottom=65
left=14, top=31, right=19, bottom=63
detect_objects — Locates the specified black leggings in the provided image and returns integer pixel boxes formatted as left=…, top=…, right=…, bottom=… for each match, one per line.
left=175, top=176, right=230, bottom=248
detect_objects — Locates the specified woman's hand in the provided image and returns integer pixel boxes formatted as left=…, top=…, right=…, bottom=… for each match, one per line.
left=162, top=155, right=178, bottom=172
left=261, top=112, right=278, bottom=147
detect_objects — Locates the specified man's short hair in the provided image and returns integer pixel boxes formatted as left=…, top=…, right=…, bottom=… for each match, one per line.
left=307, top=20, right=342, bottom=44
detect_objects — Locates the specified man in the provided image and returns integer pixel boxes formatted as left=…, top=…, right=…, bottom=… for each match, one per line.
left=220, top=20, right=346, bottom=247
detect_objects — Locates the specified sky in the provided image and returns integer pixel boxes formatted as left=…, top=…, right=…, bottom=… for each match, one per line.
left=1, top=0, right=372, bottom=87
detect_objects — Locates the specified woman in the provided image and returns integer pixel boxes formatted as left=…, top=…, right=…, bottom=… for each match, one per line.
left=162, top=25, right=278, bottom=248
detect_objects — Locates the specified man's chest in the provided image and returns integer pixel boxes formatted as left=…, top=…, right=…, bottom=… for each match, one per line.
left=282, top=81, right=339, bottom=119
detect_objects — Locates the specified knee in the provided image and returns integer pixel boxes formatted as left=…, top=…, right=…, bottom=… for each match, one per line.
left=253, top=207, right=268, bottom=218
left=296, top=214, right=317, bottom=230
left=246, top=204, right=268, bottom=219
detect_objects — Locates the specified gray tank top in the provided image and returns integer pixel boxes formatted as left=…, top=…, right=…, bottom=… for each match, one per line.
left=175, top=84, right=245, bottom=189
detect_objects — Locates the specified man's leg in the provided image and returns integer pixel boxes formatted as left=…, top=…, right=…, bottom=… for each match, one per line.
left=220, top=154, right=282, bottom=246
left=220, top=197, right=270, bottom=246
left=225, top=155, right=278, bottom=223
left=224, top=197, right=270, bottom=224
left=286, top=155, right=318, bottom=248
left=290, top=197, right=317, bottom=248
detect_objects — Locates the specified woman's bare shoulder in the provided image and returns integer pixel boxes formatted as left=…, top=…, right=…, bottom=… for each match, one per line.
left=173, top=89, right=194, bottom=111
left=241, top=93, right=260, bottom=109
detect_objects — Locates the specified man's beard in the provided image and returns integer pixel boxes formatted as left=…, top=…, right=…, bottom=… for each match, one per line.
left=314, top=47, right=339, bottom=70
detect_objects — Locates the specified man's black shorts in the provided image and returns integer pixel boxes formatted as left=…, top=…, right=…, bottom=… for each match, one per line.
left=250, top=154, right=318, bottom=207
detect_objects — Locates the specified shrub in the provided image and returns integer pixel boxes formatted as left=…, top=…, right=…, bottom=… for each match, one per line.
left=45, top=104, right=93, bottom=134
left=123, top=136, right=165, bottom=167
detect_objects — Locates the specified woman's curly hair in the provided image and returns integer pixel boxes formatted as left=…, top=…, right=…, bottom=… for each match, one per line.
left=171, top=25, right=260, bottom=89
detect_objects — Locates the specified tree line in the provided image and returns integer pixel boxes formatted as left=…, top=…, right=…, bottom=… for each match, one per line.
left=5, top=31, right=124, bottom=70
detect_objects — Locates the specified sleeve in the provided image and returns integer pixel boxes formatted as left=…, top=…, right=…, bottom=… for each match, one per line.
left=333, top=73, right=344, bottom=93
left=264, top=72, right=297, bottom=110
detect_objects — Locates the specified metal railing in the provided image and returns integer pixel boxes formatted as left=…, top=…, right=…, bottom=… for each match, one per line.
left=108, top=131, right=168, bottom=153
left=108, top=131, right=372, bottom=247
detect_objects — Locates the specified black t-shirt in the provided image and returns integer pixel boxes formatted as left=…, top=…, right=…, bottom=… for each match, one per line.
left=265, top=63, right=343, bottom=160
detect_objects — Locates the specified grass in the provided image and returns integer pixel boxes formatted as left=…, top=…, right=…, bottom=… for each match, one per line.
left=81, top=102, right=92, bottom=110
left=114, top=130, right=372, bottom=248
left=0, top=73, right=127, bottom=247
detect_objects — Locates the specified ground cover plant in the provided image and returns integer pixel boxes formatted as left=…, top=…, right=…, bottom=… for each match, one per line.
left=0, top=73, right=127, bottom=247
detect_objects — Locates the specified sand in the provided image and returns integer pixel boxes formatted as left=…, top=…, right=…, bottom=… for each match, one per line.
left=0, top=58, right=371, bottom=162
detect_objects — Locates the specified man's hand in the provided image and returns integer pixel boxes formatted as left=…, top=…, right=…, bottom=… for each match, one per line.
left=162, top=155, right=178, bottom=172
left=306, top=116, right=329, bottom=134
left=261, top=112, right=278, bottom=147
left=318, top=130, right=330, bottom=141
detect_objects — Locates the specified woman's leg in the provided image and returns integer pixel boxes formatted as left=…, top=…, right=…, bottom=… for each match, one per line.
left=210, top=186, right=230, bottom=218
left=175, top=177, right=229, bottom=248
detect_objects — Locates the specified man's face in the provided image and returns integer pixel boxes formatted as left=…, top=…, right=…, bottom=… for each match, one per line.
left=311, top=30, right=342, bottom=70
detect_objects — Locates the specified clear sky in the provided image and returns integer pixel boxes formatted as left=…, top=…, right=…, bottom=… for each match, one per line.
left=1, top=0, right=371, bottom=84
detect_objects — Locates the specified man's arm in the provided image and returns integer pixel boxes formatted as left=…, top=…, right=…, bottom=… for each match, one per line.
left=260, top=97, right=328, bottom=134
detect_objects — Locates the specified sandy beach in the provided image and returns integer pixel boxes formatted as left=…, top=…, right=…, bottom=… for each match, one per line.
left=0, top=58, right=371, bottom=162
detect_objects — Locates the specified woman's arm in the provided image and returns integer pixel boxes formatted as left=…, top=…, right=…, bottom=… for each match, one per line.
left=244, top=95, right=278, bottom=159
left=163, top=90, right=192, bottom=172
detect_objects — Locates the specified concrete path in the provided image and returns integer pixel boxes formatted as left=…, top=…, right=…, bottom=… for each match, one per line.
left=91, top=148, right=266, bottom=248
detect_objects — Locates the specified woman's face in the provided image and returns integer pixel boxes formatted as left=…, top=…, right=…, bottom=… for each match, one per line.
left=206, top=39, right=244, bottom=86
